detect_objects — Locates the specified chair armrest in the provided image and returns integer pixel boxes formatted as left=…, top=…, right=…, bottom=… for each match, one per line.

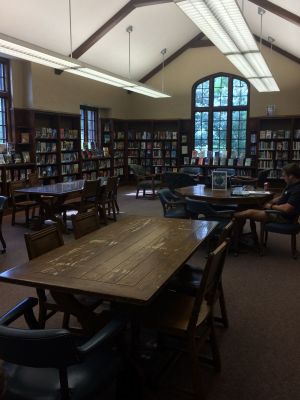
left=264, top=209, right=283, bottom=215
left=78, top=316, right=126, bottom=356
left=0, top=297, right=38, bottom=327
left=214, top=210, right=236, bottom=218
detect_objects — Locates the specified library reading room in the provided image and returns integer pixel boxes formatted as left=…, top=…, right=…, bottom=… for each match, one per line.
left=0, top=1, right=299, bottom=399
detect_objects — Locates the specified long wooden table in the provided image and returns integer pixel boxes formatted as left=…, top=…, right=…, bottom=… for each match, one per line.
left=0, top=216, right=218, bottom=306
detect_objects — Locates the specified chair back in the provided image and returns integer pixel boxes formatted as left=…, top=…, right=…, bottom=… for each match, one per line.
left=10, top=180, right=28, bottom=204
left=71, top=209, right=100, bottom=239
left=28, top=172, right=40, bottom=187
left=158, top=188, right=178, bottom=215
left=81, top=179, right=99, bottom=203
left=188, top=239, right=230, bottom=334
left=0, top=196, right=8, bottom=211
left=0, top=325, right=80, bottom=368
left=185, top=197, right=217, bottom=220
left=217, top=220, right=234, bottom=245
left=257, top=169, right=271, bottom=187
left=24, top=224, right=64, bottom=260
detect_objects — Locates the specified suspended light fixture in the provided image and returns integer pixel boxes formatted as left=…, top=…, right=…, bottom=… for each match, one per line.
left=161, top=48, right=167, bottom=92
left=174, top=0, right=279, bottom=92
left=0, top=1, right=170, bottom=99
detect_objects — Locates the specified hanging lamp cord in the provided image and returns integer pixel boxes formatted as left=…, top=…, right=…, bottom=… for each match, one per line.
left=69, top=0, right=73, bottom=58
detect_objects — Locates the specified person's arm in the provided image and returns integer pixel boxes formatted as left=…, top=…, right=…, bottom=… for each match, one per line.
left=270, top=203, right=295, bottom=214
left=264, top=195, right=281, bottom=209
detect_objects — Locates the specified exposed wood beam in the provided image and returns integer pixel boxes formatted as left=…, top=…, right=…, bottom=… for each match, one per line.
left=253, top=34, right=300, bottom=64
left=249, top=0, right=300, bottom=27
left=72, top=0, right=173, bottom=59
left=134, top=0, right=173, bottom=6
left=72, top=1, right=136, bottom=59
left=140, top=33, right=206, bottom=83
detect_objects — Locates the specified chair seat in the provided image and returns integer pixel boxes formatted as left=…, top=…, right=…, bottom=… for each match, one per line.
left=265, top=222, right=300, bottom=234
left=142, top=291, right=209, bottom=334
left=4, top=346, right=119, bottom=400
left=165, top=208, right=188, bottom=219
left=138, top=179, right=161, bottom=188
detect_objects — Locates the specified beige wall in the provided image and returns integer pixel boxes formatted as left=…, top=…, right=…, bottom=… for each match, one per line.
left=10, top=44, right=300, bottom=119
left=129, top=46, right=300, bottom=119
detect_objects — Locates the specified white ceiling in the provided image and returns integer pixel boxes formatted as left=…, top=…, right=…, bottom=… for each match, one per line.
left=0, top=0, right=299, bottom=81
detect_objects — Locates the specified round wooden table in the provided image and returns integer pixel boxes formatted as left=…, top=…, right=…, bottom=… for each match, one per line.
left=175, top=184, right=273, bottom=208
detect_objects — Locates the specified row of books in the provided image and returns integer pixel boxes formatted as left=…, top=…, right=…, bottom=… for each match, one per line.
left=292, top=151, right=300, bottom=160
left=0, top=152, right=31, bottom=164
left=292, top=142, right=300, bottom=150
left=128, top=131, right=152, bottom=140
left=114, top=131, right=125, bottom=140
left=99, top=160, right=111, bottom=169
left=259, top=130, right=291, bottom=139
left=0, top=169, right=31, bottom=182
left=184, top=157, right=253, bottom=167
left=36, top=154, right=56, bottom=165
left=154, top=166, right=178, bottom=174
left=114, top=159, right=124, bottom=167
left=59, top=128, right=78, bottom=139
left=61, top=141, right=76, bottom=151
left=258, top=141, right=289, bottom=150
left=114, top=142, right=125, bottom=150
left=36, top=142, right=56, bottom=153
left=82, top=161, right=97, bottom=171
left=61, top=164, right=79, bottom=175
left=295, top=130, right=300, bottom=139
left=36, top=127, right=57, bottom=139
left=114, top=167, right=124, bottom=176
left=82, top=171, right=97, bottom=180
left=152, top=159, right=177, bottom=167
left=153, top=150, right=177, bottom=158
left=153, top=131, right=178, bottom=140
left=61, top=152, right=79, bottom=163
left=37, top=165, right=58, bottom=178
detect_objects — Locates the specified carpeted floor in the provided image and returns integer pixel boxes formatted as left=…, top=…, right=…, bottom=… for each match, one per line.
left=0, top=185, right=299, bottom=400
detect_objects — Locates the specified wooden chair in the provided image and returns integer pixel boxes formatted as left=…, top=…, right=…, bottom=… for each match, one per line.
left=141, top=239, right=230, bottom=398
left=0, top=196, right=8, bottom=253
left=168, top=221, right=234, bottom=328
left=10, top=180, right=38, bottom=227
left=260, top=212, right=300, bottom=259
left=24, top=225, right=65, bottom=327
left=112, top=176, right=120, bottom=214
left=97, top=177, right=117, bottom=222
left=24, top=225, right=103, bottom=329
left=28, top=172, right=40, bottom=187
left=71, top=209, right=100, bottom=239
left=61, top=179, right=99, bottom=222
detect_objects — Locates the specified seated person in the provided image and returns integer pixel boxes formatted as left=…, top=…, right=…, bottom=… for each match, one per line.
left=233, top=163, right=300, bottom=234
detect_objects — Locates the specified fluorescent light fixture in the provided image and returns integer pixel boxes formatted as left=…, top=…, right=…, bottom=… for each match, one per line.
left=0, top=33, right=80, bottom=70
left=174, top=0, right=279, bottom=92
left=261, top=77, right=280, bottom=92
left=0, top=32, right=170, bottom=98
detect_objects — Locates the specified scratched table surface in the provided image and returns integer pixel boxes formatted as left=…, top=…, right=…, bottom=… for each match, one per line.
left=0, top=216, right=218, bottom=304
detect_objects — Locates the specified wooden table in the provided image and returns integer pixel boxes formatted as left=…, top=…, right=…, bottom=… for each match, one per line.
left=176, top=184, right=273, bottom=207
left=15, top=180, right=86, bottom=229
left=0, top=216, right=217, bottom=305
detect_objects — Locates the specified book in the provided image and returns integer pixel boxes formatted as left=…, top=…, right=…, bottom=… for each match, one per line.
left=237, top=157, right=244, bottom=167
left=227, top=158, right=234, bottom=166
left=245, top=158, right=252, bottom=167
left=212, top=171, right=227, bottom=190
left=220, top=157, right=227, bottom=166
left=21, top=132, right=30, bottom=143
left=181, top=145, right=188, bottom=155
left=183, top=157, right=189, bottom=165
left=13, top=153, right=22, bottom=163
left=22, top=151, right=30, bottom=163
left=0, top=154, right=6, bottom=164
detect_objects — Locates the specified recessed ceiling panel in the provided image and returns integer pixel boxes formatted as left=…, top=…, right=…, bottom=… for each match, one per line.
left=267, top=0, right=300, bottom=16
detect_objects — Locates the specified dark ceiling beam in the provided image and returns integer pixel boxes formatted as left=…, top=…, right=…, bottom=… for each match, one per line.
left=72, top=1, right=136, bottom=59
left=253, top=34, right=300, bottom=64
left=249, top=0, right=300, bottom=27
left=134, top=0, right=173, bottom=6
left=140, top=32, right=299, bottom=83
left=140, top=32, right=206, bottom=83
left=72, top=0, right=173, bottom=59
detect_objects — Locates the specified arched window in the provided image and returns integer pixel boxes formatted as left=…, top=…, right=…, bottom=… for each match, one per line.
left=192, top=73, right=249, bottom=158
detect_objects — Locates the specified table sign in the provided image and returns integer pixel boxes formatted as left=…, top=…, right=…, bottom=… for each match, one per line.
left=212, top=171, right=227, bottom=190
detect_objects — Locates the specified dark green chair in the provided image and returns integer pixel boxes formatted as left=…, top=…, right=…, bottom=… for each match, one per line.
left=130, top=164, right=161, bottom=199
left=157, top=188, right=188, bottom=219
